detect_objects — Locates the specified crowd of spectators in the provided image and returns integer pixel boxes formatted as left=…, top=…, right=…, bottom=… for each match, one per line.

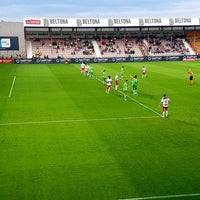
left=124, top=37, right=144, bottom=55
left=53, top=38, right=94, bottom=56
left=100, top=37, right=122, bottom=55
left=99, top=36, right=145, bottom=57
left=148, top=36, right=189, bottom=55
left=33, top=38, right=95, bottom=58
left=31, top=34, right=191, bottom=58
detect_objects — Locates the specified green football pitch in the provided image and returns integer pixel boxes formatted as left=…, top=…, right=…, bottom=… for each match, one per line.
left=0, top=61, right=200, bottom=200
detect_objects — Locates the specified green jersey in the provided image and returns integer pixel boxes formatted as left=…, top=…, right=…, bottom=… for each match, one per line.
left=132, top=78, right=138, bottom=86
left=121, top=67, right=124, bottom=75
left=123, top=82, right=128, bottom=91
left=102, top=71, right=106, bottom=78
left=132, top=78, right=138, bottom=89
left=89, top=67, right=94, bottom=73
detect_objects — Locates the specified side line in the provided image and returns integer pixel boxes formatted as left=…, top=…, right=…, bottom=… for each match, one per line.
left=119, top=192, right=200, bottom=200
left=0, top=116, right=160, bottom=126
left=95, top=76, right=162, bottom=117
left=8, top=76, right=16, bottom=98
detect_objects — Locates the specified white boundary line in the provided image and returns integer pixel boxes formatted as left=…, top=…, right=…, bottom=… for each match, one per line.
left=0, top=76, right=16, bottom=98
left=95, top=76, right=162, bottom=118
left=8, top=76, right=16, bottom=98
left=0, top=116, right=159, bottom=126
left=119, top=193, right=200, bottom=200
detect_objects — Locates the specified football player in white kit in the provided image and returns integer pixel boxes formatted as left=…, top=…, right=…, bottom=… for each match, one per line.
left=115, top=72, right=119, bottom=90
left=142, top=66, right=146, bottom=78
left=106, top=75, right=112, bottom=94
left=160, top=94, right=171, bottom=118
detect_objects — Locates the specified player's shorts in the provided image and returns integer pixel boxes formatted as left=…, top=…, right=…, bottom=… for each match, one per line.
left=115, top=80, right=119, bottom=85
left=142, top=72, right=146, bottom=75
left=189, top=76, right=193, bottom=80
left=132, top=85, right=137, bottom=90
left=162, top=107, right=168, bottom=111
left=107, top=85, right=111, bottom=89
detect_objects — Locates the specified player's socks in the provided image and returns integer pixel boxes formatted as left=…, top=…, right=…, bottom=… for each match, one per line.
left=133, top=90, right=138, bottom=95
left=124, top=95, right=127, bottom=101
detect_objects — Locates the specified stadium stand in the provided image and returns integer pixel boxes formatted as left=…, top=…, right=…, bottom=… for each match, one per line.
left=30, top=36, right=194, bottom=59
left=186, top=30, right=200, bottom=55
left=0, top=20, right=200, bottom=59
left=31, top=37, right=145, bottom=58
left=147, top=36, right=190, bottom=56
left=31, top=38, right=96, bottom=59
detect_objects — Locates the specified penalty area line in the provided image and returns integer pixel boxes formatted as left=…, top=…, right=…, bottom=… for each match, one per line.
left=119, top=192, right=200, bottom=200
left=0, top=116, right=160, bottom=126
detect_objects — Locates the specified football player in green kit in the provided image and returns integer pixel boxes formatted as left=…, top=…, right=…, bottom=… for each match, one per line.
left=132, top=75, right=138, bottom=95
left=123, top=80, right=128, bottom=101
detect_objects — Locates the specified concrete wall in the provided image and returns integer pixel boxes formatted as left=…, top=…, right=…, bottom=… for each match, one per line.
left=0, top=21, right=25, bottom=57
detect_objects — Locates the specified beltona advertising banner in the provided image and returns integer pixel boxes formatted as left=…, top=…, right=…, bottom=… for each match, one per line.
left=23, top=17, right=200, bottom=27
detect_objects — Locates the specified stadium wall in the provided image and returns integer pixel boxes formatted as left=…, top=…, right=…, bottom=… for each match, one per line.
left=13, top=54, right=200, bottom=64
left=0, top=21, right=25, bottom=58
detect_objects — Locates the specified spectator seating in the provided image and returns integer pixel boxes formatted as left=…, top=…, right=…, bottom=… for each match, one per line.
left=186, top=30, right=200, bottom=54
left=146, top=36, right=190, bottom=56
left=30, top=35, right=195, bottom=59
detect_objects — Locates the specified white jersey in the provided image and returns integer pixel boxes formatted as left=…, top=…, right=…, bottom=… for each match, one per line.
left=106, top=78, right=112, bottom=86
left=161, top=97, right=170, bottom=107
left=142, top=67, right=146, bottom=73
left=81, top=63, right=85, bottom=69
left=85, top=64, right=89, bottom=71
left=115, top=74, right=119, bottom=81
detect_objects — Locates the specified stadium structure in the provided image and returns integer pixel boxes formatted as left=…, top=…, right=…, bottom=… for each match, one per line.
left=1, top=17, right=200, bottom=64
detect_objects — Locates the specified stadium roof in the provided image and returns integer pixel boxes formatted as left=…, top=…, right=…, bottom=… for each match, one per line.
left=23, top=17, right=200, bottom=28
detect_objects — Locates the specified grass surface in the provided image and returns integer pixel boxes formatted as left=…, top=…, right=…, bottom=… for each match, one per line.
left=0, top=61, right=200, bottom=200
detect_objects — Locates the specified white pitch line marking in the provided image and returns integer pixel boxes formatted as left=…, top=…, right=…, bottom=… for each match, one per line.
left=0, top=116, right=160, bottom=126
left=8, top=76, right=16, bottom=98
left=119, top=192, right=200, bottom=200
